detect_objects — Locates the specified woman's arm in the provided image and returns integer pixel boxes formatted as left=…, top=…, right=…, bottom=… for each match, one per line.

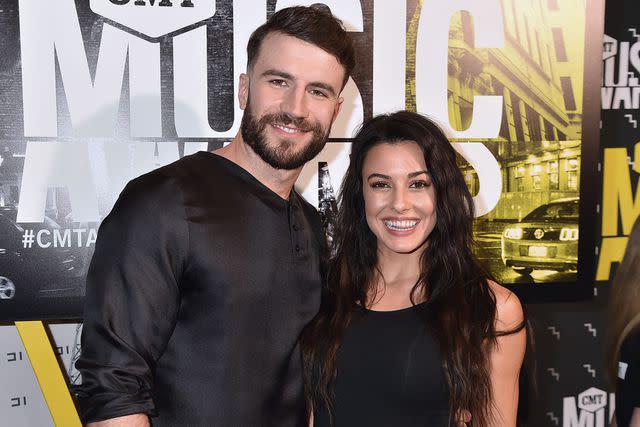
left=610, top=408, right=640, bottom=427
left=487, top=282, right=526, bottom=427
left=631, top=408, right=640, bottom=427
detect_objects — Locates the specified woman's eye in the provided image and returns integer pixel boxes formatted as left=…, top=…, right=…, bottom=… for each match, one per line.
left=370, top=181, right=390, bottom=189
left=410, top=180, right=431, bottom=189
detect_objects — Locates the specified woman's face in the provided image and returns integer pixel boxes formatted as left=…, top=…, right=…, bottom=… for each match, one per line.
left=362, top=141, right=437, bottom=258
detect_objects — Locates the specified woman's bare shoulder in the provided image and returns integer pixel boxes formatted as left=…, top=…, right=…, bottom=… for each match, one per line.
left=487, top=279, right=524, bottom=330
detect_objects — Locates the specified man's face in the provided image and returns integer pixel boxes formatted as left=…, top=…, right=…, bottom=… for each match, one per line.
left=239, top=32, right=345, bottom=170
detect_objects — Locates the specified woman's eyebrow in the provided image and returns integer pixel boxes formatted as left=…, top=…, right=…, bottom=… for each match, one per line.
left=408, top=170, right=429, bottom=178
left=367, top=173, right=391, bottom=180
left=367, top=170, right=430, bottom=180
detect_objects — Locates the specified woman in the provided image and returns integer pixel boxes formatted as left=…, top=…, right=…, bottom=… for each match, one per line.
left=303, top=111, right=526, bottom=426
left=606, top=217, right=640, bottom=427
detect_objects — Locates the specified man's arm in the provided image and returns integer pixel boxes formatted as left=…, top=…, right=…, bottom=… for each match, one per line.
left=74, top=174, right=187, bottom=424
left=88, top=414, right=150, bottom=427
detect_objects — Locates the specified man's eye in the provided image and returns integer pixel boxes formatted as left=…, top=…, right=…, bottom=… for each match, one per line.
left=310, top=89, right=328, bottom=98
left=270, top=79, right=287, bottom=87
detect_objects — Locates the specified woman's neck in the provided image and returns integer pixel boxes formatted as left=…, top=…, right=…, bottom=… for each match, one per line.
left=367, top=248, right=425, bottom=310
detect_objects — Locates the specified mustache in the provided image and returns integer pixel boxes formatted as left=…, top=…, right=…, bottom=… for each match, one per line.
left=259, top=112, right=317, bottom=132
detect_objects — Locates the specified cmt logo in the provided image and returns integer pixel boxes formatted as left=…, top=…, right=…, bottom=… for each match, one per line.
left=90, top=0, right=215, bottom=38
left=563, top=387, right=615, bottom=427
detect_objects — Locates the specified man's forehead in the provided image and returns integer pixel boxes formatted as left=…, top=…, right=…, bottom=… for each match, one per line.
left=249, top=32, right=346, bottom=90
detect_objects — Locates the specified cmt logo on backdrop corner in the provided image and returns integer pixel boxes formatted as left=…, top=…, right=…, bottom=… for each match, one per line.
left=91, top=0, right=215, bottom=39
left=563, top=387, right=615, bottom=427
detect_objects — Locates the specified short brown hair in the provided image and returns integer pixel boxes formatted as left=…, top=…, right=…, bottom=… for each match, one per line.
left=246, top=5, right=356, bottom=89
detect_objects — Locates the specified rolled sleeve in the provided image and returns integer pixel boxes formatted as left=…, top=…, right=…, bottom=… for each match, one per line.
left=73, top=172, right=188, bottom=423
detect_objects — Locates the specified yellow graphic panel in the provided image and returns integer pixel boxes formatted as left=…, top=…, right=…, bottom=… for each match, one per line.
left=15, top=321, right=81, bottom=427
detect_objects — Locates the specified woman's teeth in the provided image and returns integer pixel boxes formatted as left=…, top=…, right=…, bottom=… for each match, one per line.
left=384, top=219, right=418, bottom=231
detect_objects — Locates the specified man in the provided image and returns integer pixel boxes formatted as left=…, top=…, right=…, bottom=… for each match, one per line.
left=73, top=6, right=355, bottom=426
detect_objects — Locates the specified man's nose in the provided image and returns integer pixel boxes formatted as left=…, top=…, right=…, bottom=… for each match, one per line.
left=281, top=87, right=309, bottom=119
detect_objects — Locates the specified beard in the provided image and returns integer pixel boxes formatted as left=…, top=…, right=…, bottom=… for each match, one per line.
left=240, top=100, right=331, bottom=170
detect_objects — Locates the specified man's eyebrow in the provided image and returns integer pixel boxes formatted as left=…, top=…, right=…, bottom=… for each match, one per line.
left=261, top=69, right=294, bottom=80
left=308, top=81, right=337, bottom=97
left=261, top=69, right=338, bottom=97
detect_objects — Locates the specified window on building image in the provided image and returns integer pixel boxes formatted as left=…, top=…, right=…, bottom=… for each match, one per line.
left=544, top=119, right=555, bottom=141
left=557, top=130, right=566, bottom=141
left=548, top=160, right=559, bottom=190
left=565, top=158, right=579, bottom=171
left=500, top=103, right=512, bottom=144
left=526, top=105, right=542, bottom=146
left=567, top=171, right=578, bottom=190
left=552, top=27, right=568, bottom=61
left=560, top=76, right=577, bottom=111
left=565, top=158, right=579, bottom=191
left=511, top=96, right=526, bottom=150
left=530, top=163, right=542, bottom=190
left=514, top=165, right=526, bottom=192
left=493, top=78, right=512, bottom=144
left=464, top=170, right=479, bottom=196
left=532, top=175, right=541, bottom=190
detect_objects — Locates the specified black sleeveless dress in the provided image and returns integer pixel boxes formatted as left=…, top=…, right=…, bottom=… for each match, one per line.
left=616, top=328, right=640, bottom=427
left=314, top=303, right=450, bottom=426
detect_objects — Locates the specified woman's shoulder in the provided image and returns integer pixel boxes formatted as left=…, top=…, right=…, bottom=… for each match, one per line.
left=487, top=280, right=525, bottom=331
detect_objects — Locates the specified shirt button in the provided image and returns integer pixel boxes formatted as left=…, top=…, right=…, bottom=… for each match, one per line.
left=293, top=224, right=299, bottom=231
left=295, top=245, right=301, bottom=252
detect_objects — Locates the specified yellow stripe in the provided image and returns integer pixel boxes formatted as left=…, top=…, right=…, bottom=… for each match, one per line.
left=15, top=321, right=82, bottom=427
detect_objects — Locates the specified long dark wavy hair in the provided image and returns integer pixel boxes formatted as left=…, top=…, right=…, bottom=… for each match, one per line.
left=606, top=216, right=640, bottom=386
left=302, top=111, right=524, bottom=427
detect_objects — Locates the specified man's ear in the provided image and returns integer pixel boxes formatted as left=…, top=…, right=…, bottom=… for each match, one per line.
left=239, top=73, right=249, bottom=110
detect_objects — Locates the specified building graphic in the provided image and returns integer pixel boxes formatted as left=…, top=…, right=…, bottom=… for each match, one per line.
left=407, top=0, right=586, bottom=282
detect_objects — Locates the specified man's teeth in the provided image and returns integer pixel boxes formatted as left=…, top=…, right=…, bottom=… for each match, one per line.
left=275, top=124, right=303, bottom=134
left=384, top=220, right=419, bottom=230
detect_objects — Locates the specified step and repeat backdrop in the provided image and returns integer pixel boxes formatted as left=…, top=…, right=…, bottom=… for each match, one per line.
left=0, top=0, right=630, bottom=425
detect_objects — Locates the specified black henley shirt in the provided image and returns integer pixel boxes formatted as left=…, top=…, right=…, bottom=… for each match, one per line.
left=74, top=151, right=324, bottom=426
